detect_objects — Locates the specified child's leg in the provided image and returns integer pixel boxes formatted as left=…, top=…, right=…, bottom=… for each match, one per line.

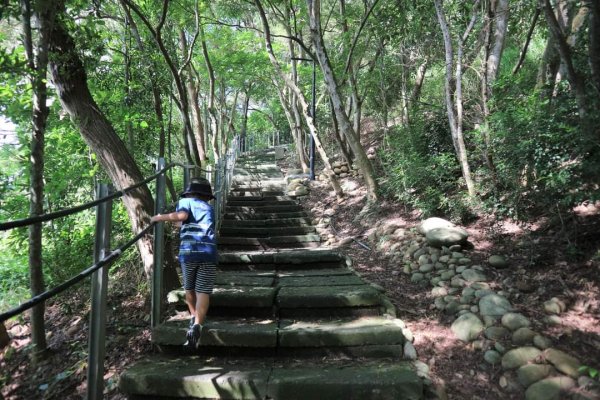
left=181, top=261, right=199, bottom=320
left=193, top=263, right=216, bottom=326
left=185, top=290, right=197, bottom=316
left=194, top=293, right=210, bottom=325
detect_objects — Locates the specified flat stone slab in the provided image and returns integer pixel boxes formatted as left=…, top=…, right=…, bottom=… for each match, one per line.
left=225, top=205, right=304, bottom=213
left=219, top=249, right=344, bottom=265
left=279, top=317, right=406, bottom=347
left=119, top=356, right=271, bottom=399
left=220, top=226, right=316, bottom=237
left=267, top=362, right=423, bottom=400
left=168, top=287, right=276, bottom=308
left=277, top=268, right=353, bottom=277
left=215, top=273, right=275, bottom=287
left=278, top=274, right=365, bottom=287
left=224, top=211, right=309, bottom=220
left=221, top=217, right=313, bottom=228
left=152, top=319, right=278, bottom=347
left=277, top=286, right=382, bottom=308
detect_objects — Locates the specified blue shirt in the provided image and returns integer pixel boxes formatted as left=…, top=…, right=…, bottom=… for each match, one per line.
left=176, top=198, right=217, bottom=263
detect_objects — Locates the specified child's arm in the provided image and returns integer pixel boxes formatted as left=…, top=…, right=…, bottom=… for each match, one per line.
left=150, top=210, right=188, bottom=224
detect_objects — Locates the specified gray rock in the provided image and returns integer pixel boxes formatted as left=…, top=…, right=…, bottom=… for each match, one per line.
left=533, top=335, right=552, bottom=350
left=543, top=297, right=566, bottom=315
left=403, top=341, right=418, bottom=360
left=484, top=350, right=502, bottom=365
left=451, top=312, right=484, bottom=342
left=462, top=287, right=475, bottom=297
left=484, top=326, right=510, bottom=340
left=479, top=294, right=513, bottom=316
left=512, top=327, right=537, bottom=345
left=450, top=277, right=467, bottom=288
left=440, top=270, right=455, bottom=280
left=439, top=255, right=450, bottom=263
left=449, top=244, right=462, bottom=252
left=418, top=254, right=430, bottom=265
left=418, top=217, right=458, bottom=235
left=501, top=347, right=542, bottom=369
left=544, top=348, right=581, bottom=378
left=471, top=282, right=490, bottom=290
left=489, top=255, right=509, bottom=269
left=545, top=315, right=562, bottom=326
left=475, top=289, right=496, bottom=298
left=517, top=364, right=555, bottom=387
left=434, top=297, right=446, bottom=310
left=459, top=295, right=474, bottom=304
left=502, top=313, right=531, bottom=331
left=455, top=265, right=467, bottom=273
left=458, top=258, right=471, bottom=265
left=431, top=287, right=448, bottom=297
left=461, top=269, right=488, bottom=283
left=426, top=226, right=469, bottom=247
left=470, top=305, right=479, bottom=313
left=483, top=315, right=498, bottom=327
left=411, top=273, right=425, bottom=283
left=451, top=251, right=465, bottom=259
left=445, top=301, right=461, bottom=315
left=525, top=376, right=576, bottom=400
left=419, top=263, right=435, bottom=273
left=495, top=342, right=506, bottom=354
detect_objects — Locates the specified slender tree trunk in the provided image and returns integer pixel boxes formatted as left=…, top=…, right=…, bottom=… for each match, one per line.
left=121, top=0, right=200, bottom=166
left=513, top=7, right=540, bottom=75
left=329, top=98, right=353, bottom=167
left=590, top=1, right=600, bottom=93
left=255, top=0, right=344, bottom=198
left=273, top=80, right=308, bottom=170
left=200, top=23, right=220, bottom=161
left=48, top=11, right=156, bottom=280
left=179, top=29, right=207, bottom=162
left=486, top=0, right=509, bottom=83
left=22, top=0, right=53, bottom=359
left=540, top=0, right=588, bottom=125
left=306, top=0, right=379, bottom=201
left=434, top=0, right=476, bottom=197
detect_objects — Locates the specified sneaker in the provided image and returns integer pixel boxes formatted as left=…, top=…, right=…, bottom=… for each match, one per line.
left=185, top=324, right=202, bottom=348
left=189, top=316, right=195, bottom=329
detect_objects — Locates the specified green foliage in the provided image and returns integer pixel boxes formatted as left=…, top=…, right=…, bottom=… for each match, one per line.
left=579, top=365, right=599, bottom=380
left=380, top=121, right=474, bottom=221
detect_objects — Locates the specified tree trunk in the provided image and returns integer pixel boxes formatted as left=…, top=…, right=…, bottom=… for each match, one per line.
left=48, top=11, right=156, bottom=281
left=22, top=0, right=53, bottom=359
left=486, top=0, right=509, bottom=83
left=120, top=0, right=200, bottom=166
left=540, top=0, right=588, bottom=125
left=590, top=1, right=600, bottom=93
left=179, top=29, right=207, bottom=162
left=434, top=0, right=476, bottom=197
left=255, top=0, right=344, bottom=198
left=306, top=0, right=379, bottom=201
left=200, top=23, right=220, bottom=161
left=273, top=80, right=308, bottom=170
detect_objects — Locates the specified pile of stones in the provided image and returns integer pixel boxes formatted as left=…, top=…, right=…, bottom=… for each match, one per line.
left=284, top=169, right=309, bottom=196
left=317, top=161, right=363, bottom=181
left=364, top=217, right=599, bottom=400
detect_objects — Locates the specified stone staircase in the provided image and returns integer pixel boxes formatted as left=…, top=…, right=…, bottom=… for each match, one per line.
left=119, top=149, right=424, bottom=399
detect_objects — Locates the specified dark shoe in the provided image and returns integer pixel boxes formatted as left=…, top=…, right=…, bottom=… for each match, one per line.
left=185, top=324, right=202, bottom=349
left=189, top=316, right=195, bottom=329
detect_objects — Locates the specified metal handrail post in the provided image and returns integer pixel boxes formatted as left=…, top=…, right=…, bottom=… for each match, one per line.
left=151, top=158, right=167, bottom=328
left=87, top=183, right=113, bottom=400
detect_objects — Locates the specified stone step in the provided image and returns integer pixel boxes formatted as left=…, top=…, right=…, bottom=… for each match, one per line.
left=220, top=217, right=313, bottom=228
left=223, top=211, right=309, bottom=220
left=227, top=195, right=293, bottom=202
left=232, top=175, right=284, bottom=181
left=220, top=226, right=317, bottom=237
left=218, top=235, right=321, bottom=250
left=152, top=316, right=407, bottom=356
left=119, top=357, right=423, bottom=400
left=232, top=183, right=285, bottom=191
left=167, top=283, right=383, bottom=318
left=225, top=204, right=304, bottom=213
left=218, top=249, right=347, bottom=267
left=229, top=190, right=286, bottom=197
left=227, top=199, right=298, bottom=207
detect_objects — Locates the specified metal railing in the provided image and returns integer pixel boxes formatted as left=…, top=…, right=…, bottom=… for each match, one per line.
left=0, top=137, right=240, bottom=400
